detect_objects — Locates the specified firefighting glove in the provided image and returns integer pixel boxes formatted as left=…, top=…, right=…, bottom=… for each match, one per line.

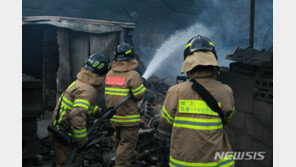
left=89, top=106, right=103, bottom=118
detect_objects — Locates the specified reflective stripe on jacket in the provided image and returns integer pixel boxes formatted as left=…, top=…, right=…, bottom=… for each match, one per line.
left=160, top=72, right=235, bottom=166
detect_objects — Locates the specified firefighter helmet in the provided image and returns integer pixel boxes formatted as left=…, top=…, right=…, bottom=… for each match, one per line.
left=114, top=42, right=135, bottom=61
left=181, top=35, right=219, bottom=73
left=183, top=35, right=217, bottom=60
left=84, top=53, right=111, bottom=76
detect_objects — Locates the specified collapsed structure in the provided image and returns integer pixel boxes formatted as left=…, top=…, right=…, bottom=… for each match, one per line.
left=23, top=16, right=135, bottom=117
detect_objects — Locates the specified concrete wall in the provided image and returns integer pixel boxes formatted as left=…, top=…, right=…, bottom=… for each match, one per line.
left=219, top=64, right=273, bottom=167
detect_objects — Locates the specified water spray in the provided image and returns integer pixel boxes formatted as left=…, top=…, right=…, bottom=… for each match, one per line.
left=142, top=22, right=213, bottom=81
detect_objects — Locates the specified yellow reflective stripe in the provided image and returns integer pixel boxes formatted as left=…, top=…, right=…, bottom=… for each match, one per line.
left=132, top=84, right=146, bottom=96
left=185, top=43, right=192, bottom=50
left=125, top=50, right=132, bottom=54
left=73, top=128, right=87, bottom=133
left=53, top=120, right=60, bottom=129
left=110, top=118, right=141, bottom=123
left=175, top=117, right=221, bottom=123
left=111, top=115, right=141, bottom=123
left=67, top=132, right=74, bottom=137
left=173, top=117, right=222, bottom=130
left=93, top=106, right=98, bottom=112
left=55, top=96, right=73, bottom=129
left=73, top=128, right=87, bottom=138
left=54, top=121, right=60, bottom=129
left=161, top=106, right=174, bottom=124
left=60, top=96, right=74, bottom=110
left=113, top=115, right=140, bottom=118
left=105, top=87, right=129, bottom=92
left=67, top=81, right=76, bottom=90
left=105, top=91, right=129, bottom=96
left=170, top=156, right=217, bottom=166
left=105, top=87, right=130, bottom=96
left=57, top=108, right=67, bottom=124
left=179, top=99, right=220, bottom=116
left=133, top=87, right=146, bottom=96
left=73, top=133, right=87, bottom=138
left=209, top=41, right=214, bottom=46
left=226, top=107, right=235, bottom=122
left=97, top=63, right=105, bottom=69
left=73, top=99, right=90, bottom=110
left=132, top=84, right=144, bottom=92
left=92, top=61, right=100, bottom=67
left=169, top=154, right=234, bottom=167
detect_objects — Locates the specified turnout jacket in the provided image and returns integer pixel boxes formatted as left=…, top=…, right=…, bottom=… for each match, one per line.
left=105, top=59, right=146, bottom=127
left=51, top=68, right=104, bottom=146
left=161, top=71, right=235, bottom=167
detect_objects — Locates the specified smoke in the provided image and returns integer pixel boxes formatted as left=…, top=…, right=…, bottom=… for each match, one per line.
left=138, top=0, right=273, bottom=78
left=142, top=22, right=213, bottom=79
left=23, top=0, right=273, bottom=78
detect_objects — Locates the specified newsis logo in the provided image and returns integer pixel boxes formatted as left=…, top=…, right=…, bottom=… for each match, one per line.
left=214, top=152, right=265, bottom=161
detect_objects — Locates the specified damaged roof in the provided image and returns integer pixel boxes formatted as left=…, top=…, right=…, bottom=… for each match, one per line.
left=226, top=47, right=273, bottom=67
left=22, top=16, right=135, bottom=34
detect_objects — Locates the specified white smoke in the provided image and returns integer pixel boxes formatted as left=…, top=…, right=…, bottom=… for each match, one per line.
left=142, top=22, right=213, bottom=80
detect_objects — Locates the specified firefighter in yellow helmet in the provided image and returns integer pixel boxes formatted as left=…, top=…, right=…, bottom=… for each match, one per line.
left=50, top=53, right=111, bottom=167
left=104, top=42, right=146, bottom=167
left=160, top=35, right=236, bottom=167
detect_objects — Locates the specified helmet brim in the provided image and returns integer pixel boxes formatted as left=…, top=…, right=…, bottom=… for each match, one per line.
left=181, top=51, right=219, bottom=73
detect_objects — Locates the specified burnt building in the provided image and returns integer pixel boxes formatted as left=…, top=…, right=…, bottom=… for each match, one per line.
left=22, top=16, right=135, bottom=118
left=219, top=46, right=273, bottom=167
left=22, top=74, right=42, bottom=166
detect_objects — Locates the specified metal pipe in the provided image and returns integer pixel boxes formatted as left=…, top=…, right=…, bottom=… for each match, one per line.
left=249, top=0, right=255, bottom=48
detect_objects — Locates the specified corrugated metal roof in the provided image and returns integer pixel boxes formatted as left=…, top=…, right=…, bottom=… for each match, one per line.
left=226, top=46, right=272, bottom=66
left=22, top=16, right=135, bottom=34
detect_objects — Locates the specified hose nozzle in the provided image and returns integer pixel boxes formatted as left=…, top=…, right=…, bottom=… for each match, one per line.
left=141, top=76, right=147, bottom=85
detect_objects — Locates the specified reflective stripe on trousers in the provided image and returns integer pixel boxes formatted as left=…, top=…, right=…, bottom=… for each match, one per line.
left=73, top=128, right=87, bottom=138
left=110, top=115, right=141, bottom=123
left=169, top=155, right=235, bottom=167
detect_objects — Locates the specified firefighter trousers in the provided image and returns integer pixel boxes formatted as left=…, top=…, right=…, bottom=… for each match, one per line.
left=52, top=137, right=83, bottom=167
left=113, top=126, right=139, bottom=167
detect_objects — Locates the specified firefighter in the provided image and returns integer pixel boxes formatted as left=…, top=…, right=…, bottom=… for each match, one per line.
left=50, top=53, right=111, bottom=167
left=160, top=35, right=236, bottom=167
left=105, top=42, right=146, bottom=167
